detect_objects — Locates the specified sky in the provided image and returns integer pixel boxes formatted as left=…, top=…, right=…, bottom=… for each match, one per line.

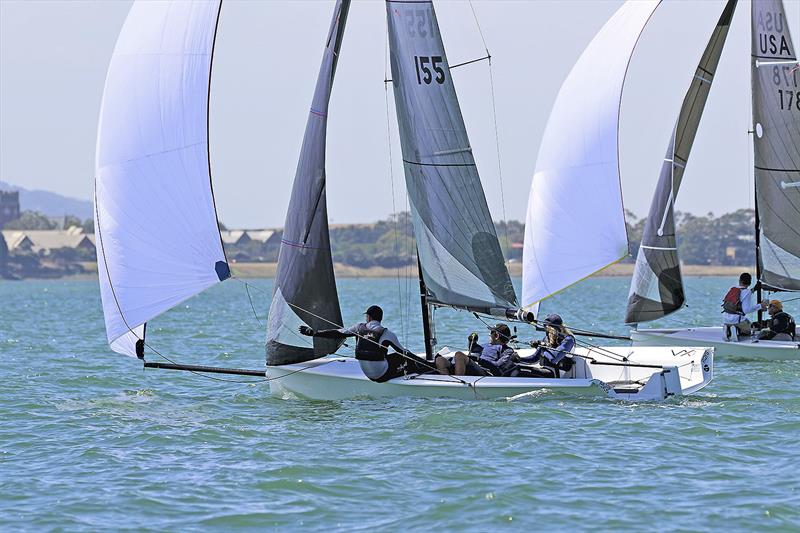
left=1, top=0, right=798, bottom=228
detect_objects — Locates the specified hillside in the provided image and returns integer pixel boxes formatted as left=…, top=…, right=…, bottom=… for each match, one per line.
left=0, top=181, right=93, bottom=219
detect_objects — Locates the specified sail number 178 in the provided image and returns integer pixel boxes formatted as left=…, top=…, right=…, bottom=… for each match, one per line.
left=778, top=90, right=800, bottom=111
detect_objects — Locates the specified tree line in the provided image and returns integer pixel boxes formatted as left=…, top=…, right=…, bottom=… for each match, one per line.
left=227, top=209, right=757, bottom=268
left=0, top=208, right=758, bottom=278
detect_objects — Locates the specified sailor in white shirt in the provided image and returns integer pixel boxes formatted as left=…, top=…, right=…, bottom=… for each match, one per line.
left=722, top=272, right=767, bottom=336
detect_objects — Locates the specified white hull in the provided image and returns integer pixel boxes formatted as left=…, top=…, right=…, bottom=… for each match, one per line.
left=631, top=327, right=799, bottom=361
left=267, top=346, right=713, bottom=402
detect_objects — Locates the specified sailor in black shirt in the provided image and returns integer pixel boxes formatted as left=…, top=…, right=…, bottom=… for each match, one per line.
left=757, top=300, right=796, bottom=341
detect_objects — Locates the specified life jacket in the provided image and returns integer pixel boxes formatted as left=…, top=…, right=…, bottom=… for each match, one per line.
left=354, top=324, right=388, bottom=362
left=540, top=336, right=576, bottom=373
left=722, top=287, right=744, bottom=315
left=772, top=311, right=797, bottom=340
left=478, top=344, right=516, bottom=376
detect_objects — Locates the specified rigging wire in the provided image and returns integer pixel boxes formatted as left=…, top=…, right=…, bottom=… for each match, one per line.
left=243, top=280, right=265, bottom=328
left=467, top=0, right=511, bottom=272
left=383, top=25, right=407, bottom=345
left=467, top=0, right=489, bottom=52
left=487, top=57, right=511, bottom=273
left=469, top=310, right=631, bottom=364
left=235, top=279, right=472, bottom=386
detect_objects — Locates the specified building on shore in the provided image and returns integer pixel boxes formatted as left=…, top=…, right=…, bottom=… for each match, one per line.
left=244, top=229, right=276, bottom=244
left=1, top=227, right=95, bottom=255
left=220, top=230, right=251, bottom=246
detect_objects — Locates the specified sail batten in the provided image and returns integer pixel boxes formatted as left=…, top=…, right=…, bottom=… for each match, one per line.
left=95, top=0, right=227, bottom=357
left=751, top=0, right=800, bottom=292
left=626, top=0, right=738, bottom=324
left=386, top=0, right=517, bottom=314
left=266, top=0, right=350, bottom=366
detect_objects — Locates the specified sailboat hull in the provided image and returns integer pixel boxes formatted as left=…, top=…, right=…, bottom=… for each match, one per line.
left=631, top=327, right=799, bottom=361
left=266, top=346, right=713, bottom=402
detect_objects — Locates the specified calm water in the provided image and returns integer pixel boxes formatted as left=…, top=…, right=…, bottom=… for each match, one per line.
left=1, top=276, right=798, bottom=531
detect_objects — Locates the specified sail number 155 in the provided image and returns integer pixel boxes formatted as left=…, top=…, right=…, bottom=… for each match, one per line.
left=415, top=56, right=445, bottom=85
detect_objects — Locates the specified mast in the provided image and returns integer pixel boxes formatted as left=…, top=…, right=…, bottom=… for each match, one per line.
left=417, top=254, right=434, bottom=360
left=754, top=171, right=764, bottom=323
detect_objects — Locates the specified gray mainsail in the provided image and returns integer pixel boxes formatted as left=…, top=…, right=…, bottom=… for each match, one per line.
left=266, top=0, right=350, bottom=365
left=751, top=0, right=800, bottom=292
left=386, top=0, right=517, bottom=314
left=626, top=0, right=738, bottom=324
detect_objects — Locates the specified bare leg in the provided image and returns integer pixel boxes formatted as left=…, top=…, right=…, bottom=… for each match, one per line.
left=435, top=355, right=451, bottom=375
left=454, top=351, right=468, bottom=376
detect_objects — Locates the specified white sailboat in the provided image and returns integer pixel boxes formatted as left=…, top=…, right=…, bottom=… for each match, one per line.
left=628, top=0, right=800, bottom=360
left=95, top=0, right=713, bottom=401
left=267, top=0, right=713, bottom=401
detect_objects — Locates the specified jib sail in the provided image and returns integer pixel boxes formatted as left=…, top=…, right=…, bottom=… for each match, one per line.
left=266, top=0, right=350, bottom=365
left=626, top=0, right=738, bottom=324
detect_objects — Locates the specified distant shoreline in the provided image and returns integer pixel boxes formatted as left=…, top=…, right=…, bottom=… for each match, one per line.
left=229, top=262, right=749, bottom=278
left=3, top=262, right=751, bottom=281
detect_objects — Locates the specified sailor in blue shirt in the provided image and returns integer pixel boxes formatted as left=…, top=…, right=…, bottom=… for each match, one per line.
left=517, top=314, right=576, bottom=375
left=435, top=323, right=518, bottom=376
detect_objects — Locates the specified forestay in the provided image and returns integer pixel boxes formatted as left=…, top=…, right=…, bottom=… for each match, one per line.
left=266, top=0, right=350, bottom=365
left=386, top=0, right=517, bottom=313
left=751, top=0, right=800, bottom=292
left=95, top=0, right=228, bottom=357
left=626, top=0, right=738, bottom=324
left=522, top=1, right=660, bottom=308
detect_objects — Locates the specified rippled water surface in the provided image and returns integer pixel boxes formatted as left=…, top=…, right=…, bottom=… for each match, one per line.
left=1, top=277, right=799, bottom=531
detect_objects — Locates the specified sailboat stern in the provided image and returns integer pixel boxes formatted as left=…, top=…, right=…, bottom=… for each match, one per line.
left=602, top=347, right=713, bottom=401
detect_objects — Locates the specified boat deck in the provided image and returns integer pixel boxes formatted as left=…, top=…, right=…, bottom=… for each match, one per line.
left=632, top=327, right=799, bottom=360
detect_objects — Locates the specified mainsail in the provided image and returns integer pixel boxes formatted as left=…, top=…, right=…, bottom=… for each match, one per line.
left=626, top=0, right=738, bottom=324
left=266, top=0, right=350, bottom=365
left=386, top=0, right=517, bottom=314
left=522, top=1, right=660, bottom=309
left=751, top=0, right=800, bottom=292
left=95, top=0, right=228, bottom=357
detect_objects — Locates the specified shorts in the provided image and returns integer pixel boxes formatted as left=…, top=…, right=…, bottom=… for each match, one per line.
left=374, top=352, right=436, bottom=383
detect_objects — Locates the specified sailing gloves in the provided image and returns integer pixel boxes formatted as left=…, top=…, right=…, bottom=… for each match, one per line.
left=299, top=325, right=316, bottom=336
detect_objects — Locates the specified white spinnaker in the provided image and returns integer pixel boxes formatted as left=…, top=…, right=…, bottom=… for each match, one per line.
left=95, top=0, right=227, bottom=357
left=522, top=1, right=660, bottom=308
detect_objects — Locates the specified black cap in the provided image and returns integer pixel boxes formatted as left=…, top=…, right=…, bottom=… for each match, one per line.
left=543, top=314, right=563, bottom=327
left=488, top=323, right=512, bottom=342
left=364, top=305, right=383, bottom=322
